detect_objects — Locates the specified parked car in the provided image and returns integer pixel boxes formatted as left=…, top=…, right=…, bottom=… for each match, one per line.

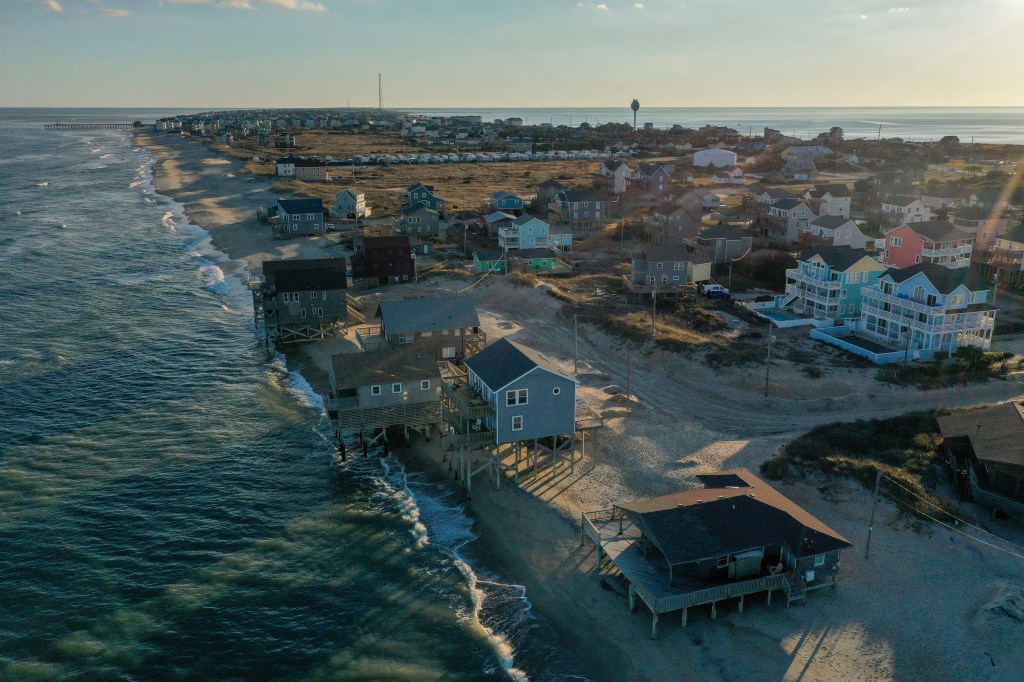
left=700, top=283, right=731, bottom=299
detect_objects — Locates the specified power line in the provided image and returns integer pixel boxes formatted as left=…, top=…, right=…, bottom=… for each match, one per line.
left=876, top=477, right=1024, bottom=562
left=882, top=474, right=1024, bottom=555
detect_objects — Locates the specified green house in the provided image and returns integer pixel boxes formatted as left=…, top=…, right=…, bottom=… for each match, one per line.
left=512, top=248, right=560, bottom=271
left=473, top=250, right=506, bottom=274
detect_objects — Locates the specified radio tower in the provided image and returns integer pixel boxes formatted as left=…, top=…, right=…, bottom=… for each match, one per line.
left=378, top=74, right=383, bottom=110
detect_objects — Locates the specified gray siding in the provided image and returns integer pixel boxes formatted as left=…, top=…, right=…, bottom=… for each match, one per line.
left=276, top=209, right=324, bottom=239
left=268, top=288, right=348, bottom=325
left=795, top=550, right=841, bottom=589
left=355, top=377, right=440, bottom=409
left=494, top=368, right=576, bottom=443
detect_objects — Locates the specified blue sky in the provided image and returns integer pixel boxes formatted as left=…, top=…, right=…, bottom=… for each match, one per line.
left=2, top=0, right=1021, bottom=107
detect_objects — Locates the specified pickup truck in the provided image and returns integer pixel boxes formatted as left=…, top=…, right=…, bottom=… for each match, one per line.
left=700, top=283, right=731, bottom=299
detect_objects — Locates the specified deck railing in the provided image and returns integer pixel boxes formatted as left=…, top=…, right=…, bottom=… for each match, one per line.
left=656, top=573, right=788, bottom=613
left=969, top=465, right=1024, bottom=519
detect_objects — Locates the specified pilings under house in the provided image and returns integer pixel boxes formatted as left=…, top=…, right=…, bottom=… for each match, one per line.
left=249, top=276, right=365, bottom=350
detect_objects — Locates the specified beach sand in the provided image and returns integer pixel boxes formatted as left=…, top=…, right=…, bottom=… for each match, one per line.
left=139, top=130, right=1024, bottom=682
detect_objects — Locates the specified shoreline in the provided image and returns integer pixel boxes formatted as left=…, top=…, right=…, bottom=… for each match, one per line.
left=135, top=129, right=1024, bottom=682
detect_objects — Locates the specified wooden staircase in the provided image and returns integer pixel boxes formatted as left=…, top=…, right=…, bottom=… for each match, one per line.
left=784, top=572, right=806, bottom=605
left=951, top=456, right=973, bottom=502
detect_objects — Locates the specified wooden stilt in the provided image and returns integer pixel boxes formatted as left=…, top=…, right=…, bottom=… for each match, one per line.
left=651, top=612, right=658, bottom=640
left=681, top=607, right=687, bottom=627
left=738, top=595, right=744, bottom=613
left=629, top=584, right=636, bottom=612
left=767, top=589, right=773, bottom=605
left=711, top=602, right=717, bottom=620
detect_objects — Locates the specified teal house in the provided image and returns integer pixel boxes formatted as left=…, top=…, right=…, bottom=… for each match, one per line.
left=781, top=246, right=888, bottom=322
left=473, top=250, right=506, bottom=274
left=402, top=183, right=447, bottom=213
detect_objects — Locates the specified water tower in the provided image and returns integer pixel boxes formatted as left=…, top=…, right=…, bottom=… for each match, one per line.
left=631, top=99, right=640, bottom=130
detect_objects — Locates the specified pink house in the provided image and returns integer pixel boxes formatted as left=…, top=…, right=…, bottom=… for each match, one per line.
left=880, top=220, right=974, bottom=270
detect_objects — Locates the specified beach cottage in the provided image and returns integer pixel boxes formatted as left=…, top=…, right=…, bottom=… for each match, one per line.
left=271, top=198, right=325, bottom=240
left=253, top=258, right=349, bottom=347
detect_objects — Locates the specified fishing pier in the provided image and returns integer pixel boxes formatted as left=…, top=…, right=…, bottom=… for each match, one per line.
left=44, top=122, right=145, bottom=131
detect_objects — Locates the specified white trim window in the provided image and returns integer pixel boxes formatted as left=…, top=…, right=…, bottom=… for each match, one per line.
left=392, top=383, right=402, bottom=393
left=506, top=389, right=528, bottom=406
left=511, top=415, right=523, bottom=431
left=420, top=380, right=431, bottom=390
left=814, top=554, right=826, bottom=568
left=370, top=385, right=382, bottom=396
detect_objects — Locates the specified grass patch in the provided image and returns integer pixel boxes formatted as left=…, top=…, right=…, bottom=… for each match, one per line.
left=875, top=349, right=1015, bottom=389
left=508, top=272, right=540, bottom=288
left=761, top=411, right=961, bottom=520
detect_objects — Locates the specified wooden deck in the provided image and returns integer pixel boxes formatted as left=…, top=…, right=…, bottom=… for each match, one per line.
left=583, top=511, right=794, bottom=638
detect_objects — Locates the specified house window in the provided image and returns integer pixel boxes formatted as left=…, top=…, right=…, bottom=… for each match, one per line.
left=552, top=387, right=561, bottom=396
left=392, top=383, right=402, bottom=393
left=315, top=307, right=324, bottom=317
left=657, top=263, right=664, bottom=269
left=311, top=291, right=318, bottom=299
left=717, top=556, right=729, bottom=569
left=506, top=389, right=528, bottom=406
left=371, top=385, right=382, bottom=396
left=915, top=255, right=921, bottom=263
left=512, top=415, right=523, bottom=431
left=442, top=346, right=456, bottom=359
left=300, top=309, right=306, bottom=319
left=814, top=554, right=826, bottom=568
left=891, top=237, right=902, bottom=247
left=420, top=380, right=431, bottom=390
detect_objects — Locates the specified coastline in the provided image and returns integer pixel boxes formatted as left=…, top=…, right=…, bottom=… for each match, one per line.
left=135, top=129, right=1024, bottom=682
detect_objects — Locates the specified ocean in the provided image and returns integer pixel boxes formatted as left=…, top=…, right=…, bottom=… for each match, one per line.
left=407, top=107, right=1024, bottom=144
left=0, top=110, right=580, bottom=681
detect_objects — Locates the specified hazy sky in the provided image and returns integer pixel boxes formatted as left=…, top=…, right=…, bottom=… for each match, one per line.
left=2, top=0, right=1022, bottom=108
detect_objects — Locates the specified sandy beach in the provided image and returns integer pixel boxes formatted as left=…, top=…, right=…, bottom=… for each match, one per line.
left=139, top=130, right=1024, bottom=682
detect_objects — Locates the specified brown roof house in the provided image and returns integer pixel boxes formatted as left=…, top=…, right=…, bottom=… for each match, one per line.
left=939, top=403, right=1024, bottom=520
left=582, top=468, right=852, bottom=637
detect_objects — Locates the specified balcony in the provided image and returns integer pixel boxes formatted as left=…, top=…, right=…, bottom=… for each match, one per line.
left=786, top=268, right=841, bottom=289
left=863, top=288, right=940, bottom=316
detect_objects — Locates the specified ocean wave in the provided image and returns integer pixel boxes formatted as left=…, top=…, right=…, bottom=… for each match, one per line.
left=340, top=448, right=531, bottom=681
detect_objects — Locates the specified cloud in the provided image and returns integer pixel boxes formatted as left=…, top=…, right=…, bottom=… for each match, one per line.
left=261, top=0, right=326, bottom=9
left=164, top=0, right=254, bottom=7
left=100, top=7, right=132, bottom=16
left=634, top=2, right=644, bottom=8
left=595, top=3, right=608, bottom=10
left=888, top=7, right=911, bottom=12
left=860, top=13, right=868, bottom=18
left=40, top=0, right=64, bottom=11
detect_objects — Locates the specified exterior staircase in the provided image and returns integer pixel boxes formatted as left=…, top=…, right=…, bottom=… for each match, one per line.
left=951, top=456, right=973, bottom=502
left=784, top=571, right=806, bottom=605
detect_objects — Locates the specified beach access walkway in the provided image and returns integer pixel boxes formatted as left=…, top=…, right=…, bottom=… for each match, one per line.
left=581, top=510, right=801, bottom=638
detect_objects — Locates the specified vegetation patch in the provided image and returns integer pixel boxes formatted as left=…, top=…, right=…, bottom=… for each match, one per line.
left=875, top=348, right=1015, bottom=389
left=761, top=411, right=960, bottom=519
left=507, top=272, right=540, bottom=288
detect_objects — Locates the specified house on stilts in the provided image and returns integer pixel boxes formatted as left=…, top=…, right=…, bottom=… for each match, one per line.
left=249, top=258, right=358, bottom=349
left=439, top=337, right=603, bottom=497
left=581, top=468, right=852, bottom=638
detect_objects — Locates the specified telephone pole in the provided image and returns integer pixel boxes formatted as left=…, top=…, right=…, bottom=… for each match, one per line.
left=865, top=470, right=883, bottom=559
left=574, top=314, right=579, bottom=375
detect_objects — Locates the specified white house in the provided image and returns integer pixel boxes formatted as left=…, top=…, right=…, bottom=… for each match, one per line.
left=693, top=149, right=738, bottom=168
left=713, top=167, right=745, bottom=185
left=881, top=196, right=934, bottom=225
left=276, top=156, right=298, bottom=177
left=598, top=160, right=633, bottom=194
left=804, top=184, right=852, bottom=219
left=766, top=198, right=814, bottom=243
left=803, top=215, right=872, bottom=250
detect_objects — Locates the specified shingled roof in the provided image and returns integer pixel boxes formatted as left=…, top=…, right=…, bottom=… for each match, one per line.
left=938, top=404, right=1024, bottom=467
left=262, top=258, right=348, bottom=292
left=276, top=198, right=324, bottom=215
left=810, top=215, right=855, bottom=230
left=883, top=262, right=989, bottom=294
left=615, top=468, right=852, bottom=565
left=905, top=220, right=972, bottom=243
left=331, top=345, right=439, bottom=390
left=465, top=337, right=573, bottom=391
left=376, top=296, right=479, bottom=335
left=802, top=246, right=876, bottom=271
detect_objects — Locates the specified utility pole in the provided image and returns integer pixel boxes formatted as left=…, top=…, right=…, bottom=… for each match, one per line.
left=763, top=324, right=775, bottom=397
left=865, top=470, right=883, bottom=559
left=651, top=286, right=657, bottom=335
left=574, top=314, right=579, bottom=375
left=378, top=74, right=383, bottom=110
left=626, top=352, right=632, bottom=401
